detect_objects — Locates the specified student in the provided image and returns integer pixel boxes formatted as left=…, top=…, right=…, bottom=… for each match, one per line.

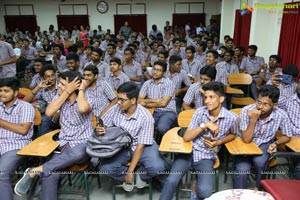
left=29, top=58, right=46, bottom=89
left=145, top=49, right=169, bottom=80
left=205, top=49, right=219, bottom=67
left=52, top=44, right=67, bottom=72
left=240, top=45, right=265, bottom=75
left=122, top=47, right=142, bottom=87
left=182, top=81, right=238, bottom=200
left=138, top=60, right=177, bottom=136
left=104, top=43, right=122, bottom=64
left=98, top=82, right=168, bottom=192
left=234, top=85, right=292, bottom=190
left=181, top=46, right=202, bottom=81
left=0, top=77, right=34, bottom=200
left=166, top=55, right=192, bottom=113
left=21, top=38, right=39, bottom=72
left=233, top=46, right=246, bottom=69
left=84, top=48, right=110, bottom=79
left=0, top=40, right=17, bottom=79
left=82, top=65, right=117, bottom=117
left=66, top=52, right=81, bottom=72
left=24, top=64, right=60, bottom=135
left=215, top=50, right=239, bottom=85
left=195, top=40, right=207, bottom=69
left=182, top=66, right=217, bottom=110
left=105, top=57, right=130, bottom=90
left=14, top=71, right=94, bottom=199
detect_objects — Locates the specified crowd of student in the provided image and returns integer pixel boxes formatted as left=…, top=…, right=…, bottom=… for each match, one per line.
left=0, top=20, right=299, bottom=200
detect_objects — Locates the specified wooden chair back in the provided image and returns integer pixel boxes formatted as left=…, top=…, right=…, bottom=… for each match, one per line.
left=227, top=73, right=253, bottom=85
left=178, top=109, right=196, bottom=128
left=19, top=88, right=31, bottom=96
left=34, top=109, right=42, bottom=126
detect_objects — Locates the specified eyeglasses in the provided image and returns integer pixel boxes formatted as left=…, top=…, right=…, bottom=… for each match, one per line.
left=117, top=97, right=130, bottom=104
left=256, top=100, right=273, bottom=108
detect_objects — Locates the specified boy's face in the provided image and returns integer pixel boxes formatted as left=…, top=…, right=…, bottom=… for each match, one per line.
left=43, top=70, right=56, bottom=87
left=185, top=49, right=194, bottom=60
left=67, top=59, right=79, bottom=71
left=34, top=62, right=43, bottom=73
left=206, top=53, right=217, bottom=66
left=203, top=90, right=223, bottom=112
left=0, top=86, right=17, bottom=104
left=110, top=62, right=121, bottom=73
left=256, top=95, right=276, bottom=117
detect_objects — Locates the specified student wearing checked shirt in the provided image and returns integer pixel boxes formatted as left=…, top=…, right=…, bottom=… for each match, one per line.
left=167, top=81, right=238, bottom=200
left=98, top=82, right=168, bottom=192
left=234, top=85, right=292, bottom=190
left=0, top=77, right=35, bottom=200
left=14, top=71, right=95, bottom=200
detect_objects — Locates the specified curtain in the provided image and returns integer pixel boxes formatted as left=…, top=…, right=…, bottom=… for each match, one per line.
left=278, top=2, right=300, bottom=70
left=5, top=15, right=37, bottom=35
left=114, top=15, right=147, bottom=36
left=233, top=10, right=252, bottom=54
left=57, top=15, right=89, bottom=32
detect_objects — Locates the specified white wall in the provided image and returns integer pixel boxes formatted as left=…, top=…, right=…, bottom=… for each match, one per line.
left=220, top=0, right=291, bottom=61
left=0, top=0, right=222, bottom=35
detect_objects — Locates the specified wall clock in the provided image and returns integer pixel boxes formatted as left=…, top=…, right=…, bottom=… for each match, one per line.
left=97, top=1, right=109, bottom=14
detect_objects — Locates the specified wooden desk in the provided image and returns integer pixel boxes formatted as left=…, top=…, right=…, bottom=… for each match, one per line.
left=17, top=129, right=60, bottom=157
left=225, top=137, right=263, bottom=155
left=285, top=136, right=300, bottom=152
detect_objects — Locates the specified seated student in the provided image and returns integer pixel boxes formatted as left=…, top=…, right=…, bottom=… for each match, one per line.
left=85, top=48, right=110, bottom=79
left=169, top=37, right=186, bottom=59
left=234, top=85, right=292, bottom=190
left=181, top=46, right=203, bottom=81
left=206, top=49, right=219, bottom=68
left=284, top=85, right=300, bottom=179
left=195, top=41, right=207, bottom=69
left=14, top=71, right=94, bottom=199
left=177, top=82, right=238, bottom=200
left=66, top=52, right=81, bottom=73
left=122, top=47, right=142, bottom=87
left=52, top=44, right=67, bottom=72
left=215, top=50, right=239, bottom=85
left=138, top=60, right=177, bottom=136
left=105, top=57, right=130, bottom=90
left=29, top=58, right=46, bottom=89
left=182, top=66, right=217, bottom=110
left=0, top=77, right=35, bottom=200
left=268, top=64, right=299, bottom=110
left=21, top=38, right=39, bottom=72
left=256, top=55, right=282, bottom=90
left=145, top=49, right=169, bottom=81
left=166, top=55, right=192, bottom=113
left=103, top=43, right=123, bottom=64
left=81, top=65, right=117, bottom=117
left=98, top=82, right=168, bottom=192
left=24, top=64, right=60, bottom=134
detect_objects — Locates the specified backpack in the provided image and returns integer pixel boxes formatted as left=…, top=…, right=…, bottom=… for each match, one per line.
left=86, top=126, right=132, bottom=158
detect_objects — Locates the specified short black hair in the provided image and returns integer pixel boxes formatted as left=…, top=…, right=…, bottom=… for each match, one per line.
left=226, top=38, right=234, bottom=43
left=92, top=48, right=103, bottom=56
left=117, top=82, right=139, bottom=100
left=248, top=45, right=258, bottom=51
left=282, top=64, right=299, bottom=78
left=0, top=77, right=20, bottom=91
left=76, top=41, right=84, bottom=48
left=169, top=55, right=182, bottom=65
left=258, top=85, right=280, bottom=103
left=107, top=43, right=117, bottom=49
left=53, top=44, right=64, bottom=52
left=124, top=47, right=135, bottom=55
left=158, top=50, right=169, bottom=59
left=153, top=60, right=168, bottom=72
left=206, top=49, right=219, bottom=59
left=34, top=57, right=46, bottom=65
left=83, top=64, right=99, bottom=75
left=59, top=71, right=83, bottom=82
left=235, top=46, right=245, bottom=52
left=39, top=64, right=56, bottom=77
left=269, top=55, right=282, bottom=64
left=197, top=40, right=207, bottom=50
left=66, top=52, right=79, bottom=62
left=224, top=50, right=234, bottom=56
left=202, top=81, right=225, bottom=97
left=200, top=66, right=217, bottom=80
left=185, top=46, right=196, bottom=53
left=110, top=57, right=121, bottom=65
left=172, top=37, right=181, bottom=43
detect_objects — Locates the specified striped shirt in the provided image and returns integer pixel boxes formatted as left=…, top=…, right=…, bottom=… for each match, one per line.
left=189, top=106, right=238, bottom=162
left=169, top=47, right=186, bottom=59
left=58, top=97, right=94, bottom=148
left=24, top=46, right=38, bottom=60
left=35, top=84, right=59, bottom=104
left=105, top=72, right=130, bottom=90
left=85, top=61, right=110, bottom=79
left=122, top=61, right=142, bottom=85
left=183, top=82, right=203, bottom=108
left=240, top=56, right=265, bottom=74
left=0, top=41, right=16, bottom=78
left=215, top=61, right=239, bottom=85
left=103, top=53, right=123, bottom=64
left=240, top=104, right=292, bottom=146
left=285, top=94, right=300, bottom=136
left=52, top=55, right=67, bottom=72
left=0, top=99, right=34, bottom=155
left=85, top=80, right=116, bottom=116
left=140, top=77, right=177, bottom=113
left=182, top=58, right=203, bottom=80
left=194, top=52, right=206, bottom=69
left=30, top=74, right=42, bottom=88
left=165, top=69, right=192, bottom=90
left=102, top=104, right=154, bottom=152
